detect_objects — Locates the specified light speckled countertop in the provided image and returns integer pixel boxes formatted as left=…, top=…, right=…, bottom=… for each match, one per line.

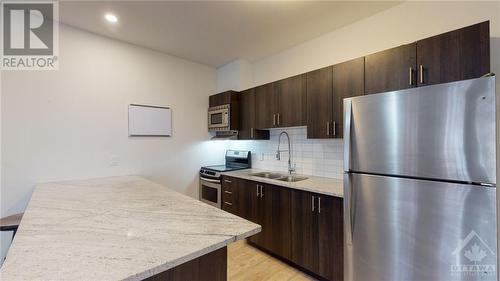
left=0, top=176, right=260, bottom=281
left=222, top=169, right=343, bottom=198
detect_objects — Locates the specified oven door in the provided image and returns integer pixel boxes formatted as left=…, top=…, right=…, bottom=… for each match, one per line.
left=199, top=176, right=221, bottom=208
left=208, top=107, right=229, bottom=129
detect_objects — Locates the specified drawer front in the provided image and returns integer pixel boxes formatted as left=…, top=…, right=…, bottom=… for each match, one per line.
left=222, top=176, right=235, bottom=192
left=221, top=176, right=237, bottom=214
left=222, top=189, right=233, bottom=202
left=222, top=200, right=235, bottom=214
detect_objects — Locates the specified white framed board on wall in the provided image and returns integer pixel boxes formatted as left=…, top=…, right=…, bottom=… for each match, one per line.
left=128, top=104, right=172, bottom=137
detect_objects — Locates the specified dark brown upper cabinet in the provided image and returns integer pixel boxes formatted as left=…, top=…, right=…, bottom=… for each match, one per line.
left=365, top=43, right=417, bottom=95
left=306, top=66, right=333, bottom=139
left=209, top=90, right=239, bottom=107
left=332, top=57, right=365, bottom=138
left=255, top=83, right=278, bottom=129
left=416, top=21, right=490, bottom=87
left=276, top=74, right=307, bottom=127
left=238, top=89, right=270, bottom=140
left=306, top=59, right=364, bottom=139
left=255, top=76, right=306, bottom=129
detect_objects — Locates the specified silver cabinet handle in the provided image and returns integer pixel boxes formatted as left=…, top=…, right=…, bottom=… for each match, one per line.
left=409, top=67, right=414, bottom=86
left=224, top=179, right=232, bottom=183
left=224, top=201, right=233, bottom=206
left=277, top=113, right=280, bottom=125
left=343, top=99, right=352, bottom=172
left=419, top=64, right=424, bottom=84
left=326, top=122, right=330, bottom=136
left=273, top=114, right=276, bottom=126
left=311, top=195, right=315, bottom=212
left=224, top=190, right=232, bottom=194
left=318, top=197, right=321, bottom=213
left=260, top=185, right=264, bottom=198
left=251, top=128, right=254, bottom=139
left=256, top=185, right=260, bottom=197
left=333, top=121, right=336, bottom=137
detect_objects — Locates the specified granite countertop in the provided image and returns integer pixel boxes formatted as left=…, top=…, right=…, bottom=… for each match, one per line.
left=222, top=169, right=343, bottom=198
left=0, top=176, right=260, bottom=281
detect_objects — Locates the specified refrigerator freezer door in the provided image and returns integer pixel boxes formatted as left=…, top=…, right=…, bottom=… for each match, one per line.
left=344, top=173, right=497, bottom=281
left=344, top=77, right=496, bottom=185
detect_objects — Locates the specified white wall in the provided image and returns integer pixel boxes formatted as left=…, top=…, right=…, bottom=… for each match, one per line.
left=217, top=1, right=500, bottom=90
left=216, top=59, right=253, bottom=92
left=0, top=24, right=225, bottom=260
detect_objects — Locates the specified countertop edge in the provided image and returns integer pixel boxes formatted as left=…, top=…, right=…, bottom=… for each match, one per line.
left=125, top=225, right=261, bottom=281
left=222, top=170, right=344, bottom=198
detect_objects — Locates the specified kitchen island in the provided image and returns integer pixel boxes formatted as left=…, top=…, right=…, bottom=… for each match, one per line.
left=0, top=176, right=260, bottom=281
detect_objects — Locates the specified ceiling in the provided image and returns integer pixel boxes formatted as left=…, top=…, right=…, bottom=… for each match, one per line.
left=59, top=1, right=401, bottom=67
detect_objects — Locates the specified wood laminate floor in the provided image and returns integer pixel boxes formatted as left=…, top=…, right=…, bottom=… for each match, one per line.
left=228, top=239, right=316, bottom=281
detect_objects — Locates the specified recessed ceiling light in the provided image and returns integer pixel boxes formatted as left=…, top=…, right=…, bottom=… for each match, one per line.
left=104, top=13, right=118, bottom=23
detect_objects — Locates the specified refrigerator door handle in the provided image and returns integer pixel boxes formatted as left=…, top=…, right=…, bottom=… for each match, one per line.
left=344, top=173, right=353, bottom=245
left=343, top=99, right=352, bottom=172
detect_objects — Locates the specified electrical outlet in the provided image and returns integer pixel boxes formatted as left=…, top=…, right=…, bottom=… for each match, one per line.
left=110, top=156, right=119, bottom=167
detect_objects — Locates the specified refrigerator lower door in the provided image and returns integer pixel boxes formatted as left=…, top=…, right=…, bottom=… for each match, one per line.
left=344, top=173, right=497, bottom=281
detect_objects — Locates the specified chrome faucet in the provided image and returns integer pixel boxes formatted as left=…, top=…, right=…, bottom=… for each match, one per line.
left=276, top=131, right=296, bottom=174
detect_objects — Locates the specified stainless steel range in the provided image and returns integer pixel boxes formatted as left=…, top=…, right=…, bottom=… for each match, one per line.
left=199, top=150, right=251, bottom=208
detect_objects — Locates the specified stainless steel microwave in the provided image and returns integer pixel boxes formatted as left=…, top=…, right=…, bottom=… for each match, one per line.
left=208, top=104, right=230, bottom=131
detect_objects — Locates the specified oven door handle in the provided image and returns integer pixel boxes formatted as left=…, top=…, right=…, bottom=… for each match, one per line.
left=200, top=177, right=221, bottom=183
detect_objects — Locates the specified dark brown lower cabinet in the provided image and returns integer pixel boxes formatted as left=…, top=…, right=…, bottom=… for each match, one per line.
left=290, top=189, right=318, bottom=272
left=317, top=195, right=343, bottom=281
left=245, top=182, right=292, bottom=260
left=291, top=190, right=344, bottom=281
left=144, top=246, right=227, bottom=281
left=223, top=176, right=343, bottom=281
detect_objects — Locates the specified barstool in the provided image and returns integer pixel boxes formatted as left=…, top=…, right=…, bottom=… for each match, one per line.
left=0, top=213, right=23, bottom=239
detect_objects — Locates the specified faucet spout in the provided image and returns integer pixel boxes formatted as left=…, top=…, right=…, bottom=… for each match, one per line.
left=276, top=132, right=295, bottom=174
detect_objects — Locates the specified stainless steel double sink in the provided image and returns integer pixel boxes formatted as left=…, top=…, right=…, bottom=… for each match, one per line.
left=249, top=172, right=308, bottom=182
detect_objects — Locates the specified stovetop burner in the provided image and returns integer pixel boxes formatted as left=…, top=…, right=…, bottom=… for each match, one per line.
left=201, top=165, right=247, bottom=173
left=200, top=150, right=251, bottom=179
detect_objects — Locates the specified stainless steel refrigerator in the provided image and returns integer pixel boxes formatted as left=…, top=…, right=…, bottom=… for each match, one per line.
left=343, top=77, right=497, bottom=281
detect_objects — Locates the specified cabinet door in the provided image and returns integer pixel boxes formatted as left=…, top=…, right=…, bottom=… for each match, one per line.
left=244, top=181, right=264, bottom=245
left=238, top=89, right=255, bottom=140
left=291, top=190, right=318, bottom=273
left=255, top=83, right=278, bottom=129
left=236, top=179, right=259, bottom=223
left=365, top=43, right=416, bottom=95
left=306, top=66, right=333, bottom=139
left=317, top=195, right=344, bottom=281
left=332, top=57, right=364, bottom=138
left=276, top=74, right=307, bottom=127
left=238, top=89, right=270, bottom=140
left=417, top=21, right=489, bottom=87
left=260, top=184, right=292, bottom=260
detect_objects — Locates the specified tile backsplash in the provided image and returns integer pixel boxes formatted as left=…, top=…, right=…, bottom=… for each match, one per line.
left=227, top=127, right=344, bottom=179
